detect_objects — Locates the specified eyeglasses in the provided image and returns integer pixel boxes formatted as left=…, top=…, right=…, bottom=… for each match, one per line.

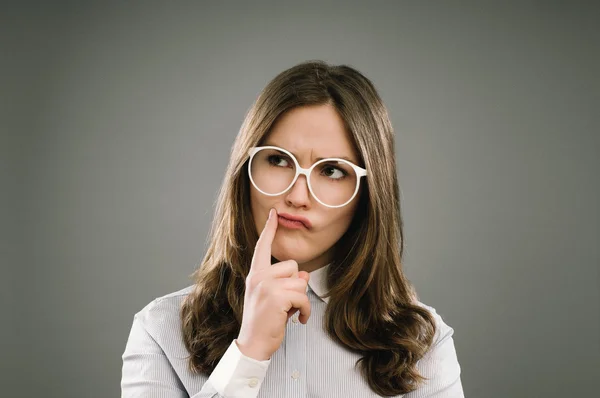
left=247, top=146, right=367, bottom=208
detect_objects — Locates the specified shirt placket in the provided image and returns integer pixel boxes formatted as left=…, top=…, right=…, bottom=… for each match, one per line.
left=285, top=310, right=307, bottom=398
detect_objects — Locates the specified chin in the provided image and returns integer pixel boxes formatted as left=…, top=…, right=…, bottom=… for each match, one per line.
left=271, top=241, right=316, bottom=265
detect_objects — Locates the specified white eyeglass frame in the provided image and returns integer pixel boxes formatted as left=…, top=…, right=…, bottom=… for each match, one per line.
left=247, top=145, right=367, bottom=208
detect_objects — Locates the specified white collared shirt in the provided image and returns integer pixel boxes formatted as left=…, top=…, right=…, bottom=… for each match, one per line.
left=121, top=264, right=464, bottom=397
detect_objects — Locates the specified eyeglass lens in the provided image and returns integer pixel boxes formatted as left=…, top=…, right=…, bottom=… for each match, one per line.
left=250, top=148, right=358, bottom=207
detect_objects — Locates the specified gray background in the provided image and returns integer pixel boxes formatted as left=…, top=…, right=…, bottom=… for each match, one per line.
left=3, top=1, right=599, bottom=397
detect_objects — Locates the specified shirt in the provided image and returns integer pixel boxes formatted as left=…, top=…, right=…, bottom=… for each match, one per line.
left=121, top=264, right=465, bottom=397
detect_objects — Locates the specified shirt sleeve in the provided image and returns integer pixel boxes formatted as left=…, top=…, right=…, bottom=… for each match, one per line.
left=121, top=313, right=270, bottom=398
left=207, top=339, right=271, bottom=397
left=405, top=307, right=465, bottom=398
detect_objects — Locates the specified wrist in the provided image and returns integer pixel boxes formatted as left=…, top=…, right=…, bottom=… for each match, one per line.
left=235, top=339, right=271, bottom=361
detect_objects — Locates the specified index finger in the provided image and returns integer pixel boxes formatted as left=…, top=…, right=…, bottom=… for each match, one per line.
left=251, top=208, right=278, bottom=271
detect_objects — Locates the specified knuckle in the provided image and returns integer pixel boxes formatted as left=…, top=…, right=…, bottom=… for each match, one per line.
left=254, top=280, right=266, bottom=296
left=296, top=279, right=308, bottom=291
left=283, top=259, right=298, bottom=271
left=246, top=272, right=261, bottom=290
left=256, top=279, right=274, bottom=298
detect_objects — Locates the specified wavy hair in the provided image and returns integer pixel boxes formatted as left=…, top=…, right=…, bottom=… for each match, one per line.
left=180, top=60, right=436, bottom=396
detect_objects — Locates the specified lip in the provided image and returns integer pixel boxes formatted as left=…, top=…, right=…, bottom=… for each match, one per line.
left=277, top=212, right=312, bottom=229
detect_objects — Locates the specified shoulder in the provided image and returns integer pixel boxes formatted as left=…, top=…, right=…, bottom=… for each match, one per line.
left=135, top=285, right=195, bottom=324
left=132, top=285, right=195, bottom=357
left=409, top=301, right=464, bottom=393
left=413, top=301, right=456, bottom=348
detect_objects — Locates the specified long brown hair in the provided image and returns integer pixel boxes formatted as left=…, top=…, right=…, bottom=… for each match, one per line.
left=180, top=60, right=436, bottom=396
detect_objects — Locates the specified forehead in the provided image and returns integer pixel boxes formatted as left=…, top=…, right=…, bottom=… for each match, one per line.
left=263, top=104, right=360, bottom=163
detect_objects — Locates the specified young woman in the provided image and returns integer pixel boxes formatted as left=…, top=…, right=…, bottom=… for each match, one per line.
left=121, top=60, right=464, bottom=397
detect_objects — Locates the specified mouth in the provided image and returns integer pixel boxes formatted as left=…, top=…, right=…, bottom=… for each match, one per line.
left=277, top=213, right=312, bottom=230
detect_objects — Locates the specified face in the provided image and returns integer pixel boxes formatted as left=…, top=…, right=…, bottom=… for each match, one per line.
left=250, top=104, right=363, bottom=273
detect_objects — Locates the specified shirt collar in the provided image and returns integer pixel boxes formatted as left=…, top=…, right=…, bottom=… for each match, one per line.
left=308, top=263, right=330, bottom=303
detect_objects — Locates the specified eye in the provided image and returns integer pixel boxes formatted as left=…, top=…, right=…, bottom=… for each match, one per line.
left=320, top=165, right=347, bottom=180
left=267, top=154, right=292, bottom=168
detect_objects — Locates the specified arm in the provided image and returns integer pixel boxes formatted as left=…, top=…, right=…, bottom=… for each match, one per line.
left=405, top=309, right=465, bottom=398
left=121, top=314, right=270, bottom=398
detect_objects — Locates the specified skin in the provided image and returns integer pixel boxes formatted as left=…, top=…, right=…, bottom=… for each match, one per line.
left=249, top=104, right=363, bottom=273
left=238, top=104, right=364, bottom=360
left=237, top=208, right=312, bottom=360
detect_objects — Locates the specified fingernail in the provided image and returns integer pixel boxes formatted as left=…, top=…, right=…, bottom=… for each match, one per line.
left=265, top=209, right=271, bottom=224
left=268, top=208, right=274, bottom=219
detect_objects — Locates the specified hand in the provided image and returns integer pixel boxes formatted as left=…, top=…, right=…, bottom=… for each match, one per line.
left=236, top=208, right=311, bottom=361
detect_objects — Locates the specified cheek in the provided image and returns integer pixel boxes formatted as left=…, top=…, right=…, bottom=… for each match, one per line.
left=250, top=186, right=280, bottom=235
left=250, top=188, right=268, bottom=235
left=313, top=203, right=360, bottom=248
left=273, top=208, right=356, bottom=259
left=323, top=208, right=356, bottom=239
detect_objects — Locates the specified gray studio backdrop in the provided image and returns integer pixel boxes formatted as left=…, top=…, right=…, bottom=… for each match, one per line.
left=4, top=2, right=599, bottom=397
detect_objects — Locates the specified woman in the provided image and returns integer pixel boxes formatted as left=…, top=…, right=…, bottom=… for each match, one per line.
left=121, top=60, right=464, bottom=397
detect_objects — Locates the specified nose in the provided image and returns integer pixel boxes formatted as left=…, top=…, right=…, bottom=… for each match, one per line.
left=284, top=174, right=312, bottom=209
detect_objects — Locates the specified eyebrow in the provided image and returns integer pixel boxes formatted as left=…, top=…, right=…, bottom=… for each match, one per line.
left=263, top=142, right=355, bottom=163
left=316, top=155, right=353, bottom=162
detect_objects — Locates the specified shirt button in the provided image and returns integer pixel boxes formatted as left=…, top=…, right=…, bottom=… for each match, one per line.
left=292, top=314, right=299, bottom=323
left=248, top=377, right=259, bottom=387
left=291, top=370, right=300, bottom=380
